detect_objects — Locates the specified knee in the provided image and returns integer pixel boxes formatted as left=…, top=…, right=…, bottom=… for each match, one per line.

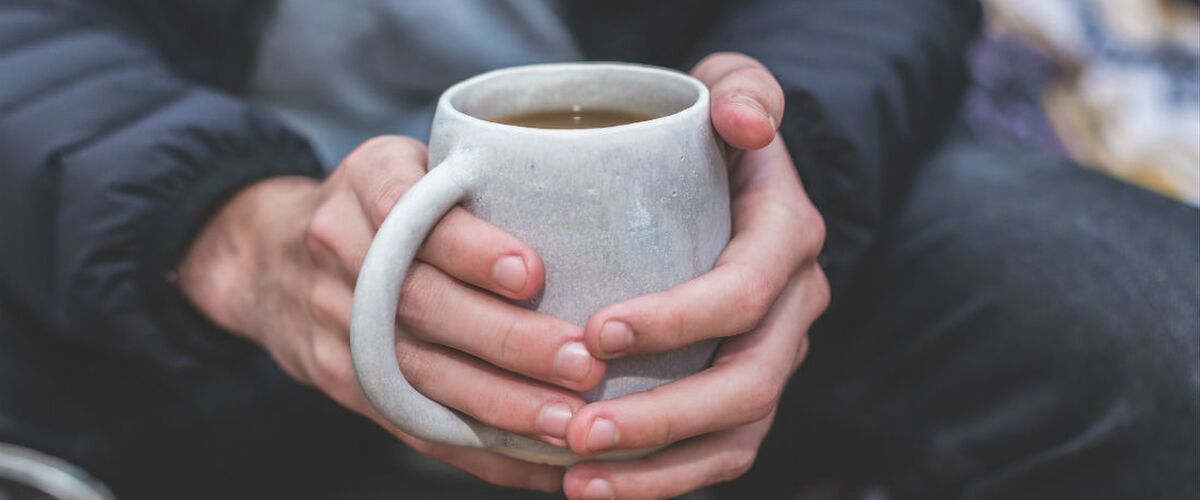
left=912, top=218, right=1200, bottom=489
left=897, top=137, right=1200, bottom=422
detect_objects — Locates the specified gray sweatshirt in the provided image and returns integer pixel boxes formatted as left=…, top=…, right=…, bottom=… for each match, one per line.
left=249, top=0, right=581, bottom=166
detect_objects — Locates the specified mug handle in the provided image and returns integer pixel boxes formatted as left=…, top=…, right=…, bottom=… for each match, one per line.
left=350, top=156, right=573, bottom=461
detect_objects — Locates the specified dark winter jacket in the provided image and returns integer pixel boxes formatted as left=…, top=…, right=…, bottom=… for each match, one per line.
left=0, top=0, right=982, bottom=370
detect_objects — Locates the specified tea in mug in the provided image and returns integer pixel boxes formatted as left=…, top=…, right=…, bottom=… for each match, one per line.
left=491, top=106, right=659, bottom=129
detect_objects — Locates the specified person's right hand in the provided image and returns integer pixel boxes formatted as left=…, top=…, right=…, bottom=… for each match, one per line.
left=177, top=136, right=605, bottom=492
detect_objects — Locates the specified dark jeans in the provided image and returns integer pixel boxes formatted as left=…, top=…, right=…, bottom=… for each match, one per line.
left=724, top=135, right=1200, bottom=499
left=1, top=135, right=1197, bottom=499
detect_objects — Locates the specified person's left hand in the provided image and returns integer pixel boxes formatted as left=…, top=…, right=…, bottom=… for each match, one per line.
left=560, top=52, right=831, bottom=499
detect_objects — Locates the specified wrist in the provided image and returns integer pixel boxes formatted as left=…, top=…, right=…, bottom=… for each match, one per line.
left=178, top=176, right=321, bottom=340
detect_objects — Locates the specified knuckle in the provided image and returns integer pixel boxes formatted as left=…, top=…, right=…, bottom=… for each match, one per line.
left=396, top=344, right=434, bottom=391
left=723, top=62, right=783, bottom=112
left=655, top=294, right=690, bottom=348
left=341, top=136, right=390, bottom=170
left=742, top=379, right=780, bottom=422
left=475, top=395, right=509, bottom=430
left=304, top=205, right=337, bottom=256
left=306, top=280, right=336, bottom=324
left=311, top=339, right=353, bottom=388
left=344, top=136, right=428, bottom=225
left=808, top=208, right=827, bottom=253
left=812, top=269, right=832, bottom=313
left=701, top=51, right=758, bottom=71
left=397, top=264, right=448, bottom=329
left=731, top=269, right=774, bottom=330
left=338, top=143, right=370, bottom=170
left=376, top=137, right=428, bottom=173
left=371, top=177, right=411, bottom=224
left=647, top=405, right=677, bottom=447
left=721, top=450, right=758, bottom=482
left=356, top=135, right=426, bottom=164
left=795, top=205, right=827, bottom=262
left=470, top=386, right=533, bottom=434
left=794, top=333, right=812, bottom=369
left=496, top=318, right=524, bottom=370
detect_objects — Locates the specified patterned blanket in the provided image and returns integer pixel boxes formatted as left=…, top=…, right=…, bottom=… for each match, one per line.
left=967, top=0, right=1199, bottom=205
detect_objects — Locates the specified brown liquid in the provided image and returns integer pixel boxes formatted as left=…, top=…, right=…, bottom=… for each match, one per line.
left=491, top=107, right=659, bottom=129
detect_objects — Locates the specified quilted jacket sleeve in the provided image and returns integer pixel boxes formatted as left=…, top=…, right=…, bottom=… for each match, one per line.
left=0, top=0, right=325, bottom=370
left=691, top=0, right=983, bottom=302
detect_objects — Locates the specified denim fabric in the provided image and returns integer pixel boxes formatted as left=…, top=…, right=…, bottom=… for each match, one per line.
left=724, top=133, right=1200, bottom=499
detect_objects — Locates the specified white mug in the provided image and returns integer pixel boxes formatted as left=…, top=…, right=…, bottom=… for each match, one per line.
left=350, top=62, right=730, bottom=464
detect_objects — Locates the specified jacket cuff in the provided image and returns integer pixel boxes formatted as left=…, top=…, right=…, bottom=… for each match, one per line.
left=776, top=90, right=875, bottom=304
left=139, top=109, right=326, bottom=367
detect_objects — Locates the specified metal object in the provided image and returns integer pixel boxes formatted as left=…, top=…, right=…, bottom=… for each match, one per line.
left=0, top=444, right=114, bottom=500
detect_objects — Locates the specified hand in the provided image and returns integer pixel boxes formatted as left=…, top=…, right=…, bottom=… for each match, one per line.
left=561, top=53, right=830, bottom=499
left=178, top=136, right=608, bottom=493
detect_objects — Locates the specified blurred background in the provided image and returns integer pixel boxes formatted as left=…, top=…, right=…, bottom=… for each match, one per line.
left=0, top=0, right=1196, bottom=499
left=966, top=0, right=1198, bottom=206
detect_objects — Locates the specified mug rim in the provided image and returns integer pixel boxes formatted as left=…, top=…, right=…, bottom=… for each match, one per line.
left=437, top=62, right=709, bottom=136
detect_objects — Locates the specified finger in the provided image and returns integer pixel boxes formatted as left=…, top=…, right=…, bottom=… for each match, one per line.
left=418, top=207, right=547, bottom=300
left=305, top=318, right=587, bottom=444
left=305, top=188, right=374, bottom=281
left=398, top=261, right=605, bottom=391
left=567, top=269, right=824, bottom=456
left=355, top=391, right=567, bottom=493
left=692, top=52, right=785, bottom=150
left=582, top=138, right=824, bottom=359
left=304, top=336, right=565, bottom=492
left=396, top=335, right=590, bottom=443
left=306, top=245, right=601, bottom=394
left=307, top=270, right=354, bottom=333
left=342, top=135, right=428, bottom=229
left=398, top=434, right=565, bottom=493
left=312, top=134, right=426, bottom=278
left=339, top=135, right=548, bottom=300
left=563, top=412, right=775, bottom=500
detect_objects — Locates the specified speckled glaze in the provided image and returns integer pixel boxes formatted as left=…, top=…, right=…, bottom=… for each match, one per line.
left=350, top=63, right=730, bottom=465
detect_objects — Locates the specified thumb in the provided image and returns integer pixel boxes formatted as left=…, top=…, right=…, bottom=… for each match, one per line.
left=692, top=52, right=785, bottom=150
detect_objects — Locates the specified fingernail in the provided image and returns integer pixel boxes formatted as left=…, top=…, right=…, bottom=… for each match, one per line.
left=727, top=93, right=770, bottom=120
left=598, top=321, right=633, bottom=356
left=586, top=418, right=619, bottom=453
left=554, top=342, right=594, bottom=383
left=492, top=255, right=527, bottom=294
left=531, top=471, right=561, bottom=492
left=536, top=402, right=573, bottom=439
left=581, top=478, right=615, bottom=500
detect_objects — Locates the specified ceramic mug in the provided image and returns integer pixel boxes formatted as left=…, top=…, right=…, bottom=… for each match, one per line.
left=350, top=62, right=730, bottom=465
